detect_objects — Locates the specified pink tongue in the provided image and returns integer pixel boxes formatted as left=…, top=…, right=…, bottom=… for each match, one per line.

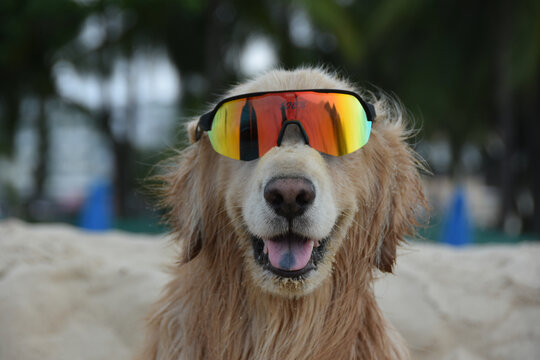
left=266, top=237, right=314, bottom=271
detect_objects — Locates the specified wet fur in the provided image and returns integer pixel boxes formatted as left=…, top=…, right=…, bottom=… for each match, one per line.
left=138, top=68, right=426, bottom=359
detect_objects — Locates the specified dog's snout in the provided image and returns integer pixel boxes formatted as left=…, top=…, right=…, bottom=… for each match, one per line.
left=264, top=177, right=315, bottom=220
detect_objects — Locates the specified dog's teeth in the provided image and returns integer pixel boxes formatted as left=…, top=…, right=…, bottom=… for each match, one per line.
left=263, top=240, right=268, bottom=254
left=314, top=240, right=320, bottom=247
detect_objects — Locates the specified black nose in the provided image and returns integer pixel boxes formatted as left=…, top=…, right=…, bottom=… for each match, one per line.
left=264, top=177, right=315, bottom=220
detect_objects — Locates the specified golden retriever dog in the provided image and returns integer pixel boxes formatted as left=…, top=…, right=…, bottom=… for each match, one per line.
left=139, top=67, right=426, bottom=359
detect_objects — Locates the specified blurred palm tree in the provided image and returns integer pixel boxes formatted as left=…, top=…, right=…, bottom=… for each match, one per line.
left=0, top=0, right=87, bottom=212
left=294, top=0, right=539, bottom=232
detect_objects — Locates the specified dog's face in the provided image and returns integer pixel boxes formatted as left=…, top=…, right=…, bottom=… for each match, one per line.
left=225, top=123, right=356, bottom=296
left=167, top=68, right=424, bottom=298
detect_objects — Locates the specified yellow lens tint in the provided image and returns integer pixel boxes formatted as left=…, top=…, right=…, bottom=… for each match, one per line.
left=207, top=99, right=242, bottom=160
left=298, top=92, right=371, bottom=156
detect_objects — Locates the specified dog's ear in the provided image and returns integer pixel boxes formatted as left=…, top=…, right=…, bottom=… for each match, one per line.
left=374, top=124, right=427, bottom=273
left=160, top=122, right=215, bottom=263
left=187, top=120, right=199, bottom=144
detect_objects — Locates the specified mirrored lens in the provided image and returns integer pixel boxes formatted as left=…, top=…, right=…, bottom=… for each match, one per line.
left=207, top=91, right=371, bottom=160
left=296, top=92, right=371, bottom=156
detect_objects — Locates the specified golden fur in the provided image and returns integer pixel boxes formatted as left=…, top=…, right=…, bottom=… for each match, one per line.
left=139, top=68, right=426, bottom=359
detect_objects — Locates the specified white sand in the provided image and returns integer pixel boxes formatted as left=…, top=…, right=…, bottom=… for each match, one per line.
left=1, top=219, right=539, bottom=360
left=375, top=243, right=540, bottom=359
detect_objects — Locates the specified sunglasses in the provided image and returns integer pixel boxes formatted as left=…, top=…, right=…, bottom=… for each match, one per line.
left=195, top=89, right=376, bottom=161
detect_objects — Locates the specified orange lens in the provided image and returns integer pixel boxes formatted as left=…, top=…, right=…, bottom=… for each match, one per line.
left=207, top=91, right=372, bottom=160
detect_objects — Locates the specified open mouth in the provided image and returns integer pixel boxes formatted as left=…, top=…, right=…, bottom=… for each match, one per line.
left=252, top=232, right=329, bottom=278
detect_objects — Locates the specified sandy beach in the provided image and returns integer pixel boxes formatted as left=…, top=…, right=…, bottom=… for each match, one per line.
left=1, top=219, right=538, bottom=360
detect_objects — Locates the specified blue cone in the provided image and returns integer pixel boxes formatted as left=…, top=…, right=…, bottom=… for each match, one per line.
left=440, top=187, right=472, bottom=246
left=79, top=180, right=113, bottom=231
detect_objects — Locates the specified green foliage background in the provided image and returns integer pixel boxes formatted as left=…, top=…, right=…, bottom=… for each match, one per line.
left=0, top=0, right=539, bottom=233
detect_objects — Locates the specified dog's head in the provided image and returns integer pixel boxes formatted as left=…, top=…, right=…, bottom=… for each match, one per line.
left=163, top=68, right=425, bottom=297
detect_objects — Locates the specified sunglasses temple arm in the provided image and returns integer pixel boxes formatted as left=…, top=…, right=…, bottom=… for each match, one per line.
left=366, top=103, right=376, bottom=121
left=195, top=112, right=214, bottom=141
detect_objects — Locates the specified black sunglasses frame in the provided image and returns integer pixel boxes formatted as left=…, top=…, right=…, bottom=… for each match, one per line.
left=195, top=89, right=376, bottom=141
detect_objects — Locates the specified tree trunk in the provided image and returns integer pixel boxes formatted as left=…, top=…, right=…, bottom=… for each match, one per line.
left=24, top=95, right=49, bottom=220
left=524, top=77, right=540, bottom=233
left=1, top=93, right=20, bottom=157
left=204, top=0, right=226, bottom=90
left=98, top=108, right=133, bottom=219
left=495, top=0, right=515, bottom=229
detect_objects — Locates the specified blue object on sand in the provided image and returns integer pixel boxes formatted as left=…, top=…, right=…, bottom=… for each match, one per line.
left=440, top=187, right=472, bottom=246
left=80, top=180, right=113, bottom=231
